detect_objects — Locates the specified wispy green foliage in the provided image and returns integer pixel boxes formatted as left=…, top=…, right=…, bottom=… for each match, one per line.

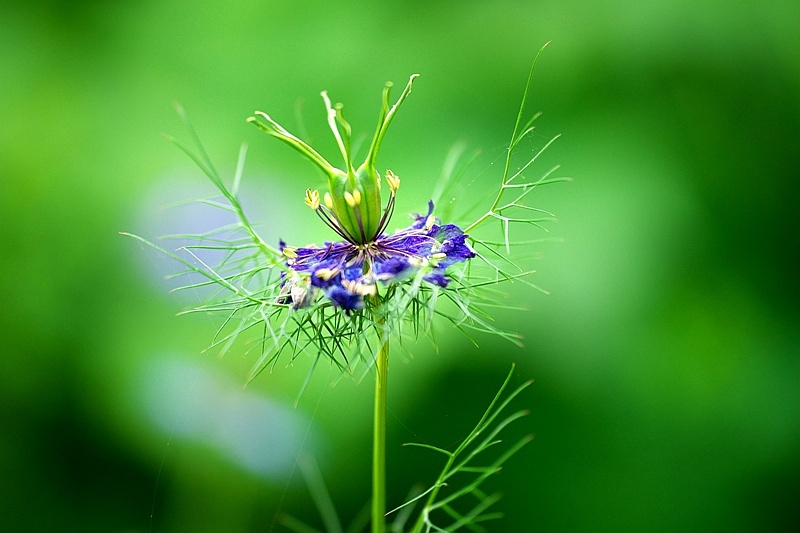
left=463, top=42, right=570, bottom=305
left=391, top=365, right=532, bottom=533
left=125, top=44, right=563, bottom=382
left=278, top=365, right=531, bottom=533
left=125, top=42, right=562, bottom=533
left=123, top=109, right=560, bottom=386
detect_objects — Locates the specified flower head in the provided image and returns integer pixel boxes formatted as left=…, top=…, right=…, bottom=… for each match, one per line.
left=127, top=49, right=562, bottom=533
left=133, top=60, right=563, bottom=381
left=283, top=201, right=475, bottom=311
left=248, top=75, right=476, bottom=312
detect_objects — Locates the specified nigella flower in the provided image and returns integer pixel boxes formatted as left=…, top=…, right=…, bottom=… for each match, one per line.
left=129, top=58, right=563, bottom=381
left=126, top=49, right=563, bottom=533
left=281, top=200, right=475, bottom=311
left=250, top=75, right=475, bottom=313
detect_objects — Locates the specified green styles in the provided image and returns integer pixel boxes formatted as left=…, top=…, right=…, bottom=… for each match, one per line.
left=247, top=74, right=419, bottom=245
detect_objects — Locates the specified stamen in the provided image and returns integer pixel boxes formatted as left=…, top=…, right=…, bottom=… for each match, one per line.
left=316, top=207, right=358, bottom=243
left=324, top=192, right=334, bottom=209
left=352, top=189, right=362, bottom=205
left=304, top=189, right=320, bottom=210
left=342, top=279, right=377, bottom=296
left=407, top=256, right=427, bottom=268
left=352, top=204, right=368, bottom=243
left=375, top=192, right=396, bottom=237
left=386, top=170, right=400, bottom=193
left=314, top=267, right=339, bottom=281
left=283, top=246, right=298, bottom=259
left=344, top=191, right=357, bottom=207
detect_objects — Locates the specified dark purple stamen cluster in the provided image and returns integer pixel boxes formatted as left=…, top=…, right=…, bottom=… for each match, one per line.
left=279, top=202, right=475, bottom=311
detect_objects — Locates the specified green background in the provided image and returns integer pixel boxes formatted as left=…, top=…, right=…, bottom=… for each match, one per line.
left=2, top=1, right=798, bottom=531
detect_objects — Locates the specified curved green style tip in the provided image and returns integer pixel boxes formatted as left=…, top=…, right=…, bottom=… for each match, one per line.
left=249, top=75, right=420, bottom=245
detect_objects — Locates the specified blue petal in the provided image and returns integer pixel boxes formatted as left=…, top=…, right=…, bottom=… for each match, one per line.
left=410, top=200, right=437, bottom=229
left=376, top=256, right=410, bottom=275
left=439, top=237, right=475, bottom=267
left=430, top=223, right=463, bottom=241
left=381, top=232, right=434, bottom=256
left=326, top=286, right=364, bottom=310
left=342, top=262, right=365, bottom=281
left=424, top=270, right=449, bottom=287
left=310, top=267, right=341, bottom=289
left=374, top=255, right=415, bottom=283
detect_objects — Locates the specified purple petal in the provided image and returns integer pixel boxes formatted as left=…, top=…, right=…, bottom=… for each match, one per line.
left=375, top=256, right=410, bottom=275
left=424, top=270, right=449, bottom=287
left=374, top=255, right=415, bottom=283
left=326, top=286, right=364, bottom=310
left=430, top=223, right=463, bottom=241
left=310, top=267, right=341, bottom=289
left=410, top=201, right=437, bottom=229
left=342, top=262, right=365, bottom=281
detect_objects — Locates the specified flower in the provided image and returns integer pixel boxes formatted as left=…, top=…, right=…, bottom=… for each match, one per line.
left=249, top=74, right=476, bottom=312
left=280, top=200, right=475, bottom=311
left=128, top=55, right=561, bottom=383
left=126, top=56, right=558, bottom=533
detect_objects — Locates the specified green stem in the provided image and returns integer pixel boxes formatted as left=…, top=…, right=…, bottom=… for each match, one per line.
left=372, top=328, right=389, bottom=533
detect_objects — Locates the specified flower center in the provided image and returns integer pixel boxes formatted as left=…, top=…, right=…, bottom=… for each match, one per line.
left=304, top=169, right=400, bottom=245
left=249, top=75, right=418, bottom=244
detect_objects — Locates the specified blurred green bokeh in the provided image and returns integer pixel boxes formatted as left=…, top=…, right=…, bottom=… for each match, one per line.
left=2, top=1, right=798, bottom=531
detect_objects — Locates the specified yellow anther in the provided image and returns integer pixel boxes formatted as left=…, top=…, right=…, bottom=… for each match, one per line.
left=432, top=252, right=447, bottom=260
left=324, top=192, right=334, bottom=209
left=342, top=279, right=377, bottom=296
left=424, top=214, right=435, bottom=230
left=304, top=189, right=320, bottom=210
left=352, top=189, right=362, bottom=205
left=282, top=246, right=298, bottom=259
left=344, top=191, right=357, bottom=208
left=386, top=170, right=400, bottom=193
left=407, top=256, right=427, bottom=268
left=314, top=267, right=339, bottom=281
